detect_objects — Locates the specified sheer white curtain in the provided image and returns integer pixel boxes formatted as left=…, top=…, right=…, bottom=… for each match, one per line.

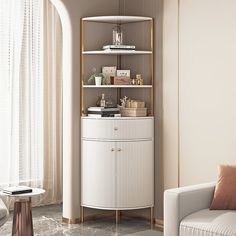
left=0, top=0, right=62, bottom=205
left=0, top=0, right=43, bottom=187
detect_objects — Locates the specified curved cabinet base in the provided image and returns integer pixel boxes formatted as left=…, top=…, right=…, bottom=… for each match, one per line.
left=81, top=117, right=154, bottom=219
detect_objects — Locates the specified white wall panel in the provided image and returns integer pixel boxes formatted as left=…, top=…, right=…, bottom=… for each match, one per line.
left=179, top=0, right=236, bottom=185
left=163, top=0, right=236, bottom=189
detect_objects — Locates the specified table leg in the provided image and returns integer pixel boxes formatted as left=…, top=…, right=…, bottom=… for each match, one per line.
left=12, top=199, right=33, bottom=236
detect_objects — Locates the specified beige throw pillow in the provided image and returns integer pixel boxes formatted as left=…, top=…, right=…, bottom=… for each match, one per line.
left=210, top=165, right=236, bottom=210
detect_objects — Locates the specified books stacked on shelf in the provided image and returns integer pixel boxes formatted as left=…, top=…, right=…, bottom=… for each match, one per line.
left=87, top=107, right=121, bottom=117
left=1, top=186, right=33, bottom=195
left=102, top=45, right=135, bottom=51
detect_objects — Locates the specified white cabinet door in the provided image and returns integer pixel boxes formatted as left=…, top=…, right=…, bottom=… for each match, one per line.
left=116, top=141, right=154, bottom=209
left=82, top=140, right=116, bottom=209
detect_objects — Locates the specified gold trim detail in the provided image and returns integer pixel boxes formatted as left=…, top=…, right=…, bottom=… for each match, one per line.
left=62, top=217, right=80, bottom=224
left=177, top=0, right=180, bottom=188
left=80, top=19, right=85, bottom=116
left=81, top=206, right=84, bottom=223
left=155, top=218, right=164, bottom=229
left=150, top=18, right=154, bottom=116
left=150, top=207, right=154, bottom=226
left=116, top=210, right=120, bottom=224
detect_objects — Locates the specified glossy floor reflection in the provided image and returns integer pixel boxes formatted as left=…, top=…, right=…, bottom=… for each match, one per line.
left=0, top=204, right=163, bottom=236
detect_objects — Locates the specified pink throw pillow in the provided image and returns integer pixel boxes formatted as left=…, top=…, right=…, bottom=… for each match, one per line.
left=210, top=165, right=236, bottom=210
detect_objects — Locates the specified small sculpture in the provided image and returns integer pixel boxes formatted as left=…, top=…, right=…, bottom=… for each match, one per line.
left=120, top=96, right=128, bottom=108
left=136, top=74, right=144, bottom=85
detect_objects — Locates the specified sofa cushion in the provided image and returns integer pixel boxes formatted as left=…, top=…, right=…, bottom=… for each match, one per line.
left=180, top=209, right=236, bottom=236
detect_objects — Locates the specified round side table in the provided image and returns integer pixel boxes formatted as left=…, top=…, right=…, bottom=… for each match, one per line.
left=0, top=188, right=45, bottom=236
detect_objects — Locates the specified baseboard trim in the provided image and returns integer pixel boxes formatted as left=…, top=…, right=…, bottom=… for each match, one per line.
left=154, top=218, right=164, bottom=229
left=62, top=217, right=80, bottom=224
left=84, top=212, right=115, bottom=221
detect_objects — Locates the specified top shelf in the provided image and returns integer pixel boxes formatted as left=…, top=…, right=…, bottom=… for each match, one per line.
left=82, top=16, right=152, bottom=24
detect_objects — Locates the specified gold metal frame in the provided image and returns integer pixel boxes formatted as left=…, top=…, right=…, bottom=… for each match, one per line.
left=150, top=18, right=154, bottom=116
left=79, top=16, right=155, bottom=224
left=80, top=17, right=154, bottom=116
left=177, top=0, right=180, bottom=187
left=115, top=210, right=120, bottom=224
left=80, top=18, right=85, bottom=116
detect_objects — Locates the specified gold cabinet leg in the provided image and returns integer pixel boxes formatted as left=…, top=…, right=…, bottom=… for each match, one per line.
left=150, top=207, right=154, bottom=226
left=81, top=206, right=84, bottom=223
left=115, top=210, right=120, bottom=224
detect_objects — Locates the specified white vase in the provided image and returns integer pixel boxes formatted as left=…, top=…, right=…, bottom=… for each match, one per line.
left=95, top=76, right=102, bottom=86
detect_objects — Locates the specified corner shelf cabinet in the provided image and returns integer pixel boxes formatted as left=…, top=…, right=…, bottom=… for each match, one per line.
left=80, top=15, right=155, bottom=224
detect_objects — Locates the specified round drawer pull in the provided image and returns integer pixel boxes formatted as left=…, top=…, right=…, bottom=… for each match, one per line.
left=114, top=127, right=118, bottom=131
left=117, top=148, right=122, bottom=152
left=111, top=148, right=115, bottom=152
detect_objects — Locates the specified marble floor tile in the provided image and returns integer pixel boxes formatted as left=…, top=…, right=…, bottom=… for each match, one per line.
left=0, top=204, right=163, bottom=236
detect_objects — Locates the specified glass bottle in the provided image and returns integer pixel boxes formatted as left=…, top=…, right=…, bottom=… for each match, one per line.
left=100, top=93, right=106, bottom=107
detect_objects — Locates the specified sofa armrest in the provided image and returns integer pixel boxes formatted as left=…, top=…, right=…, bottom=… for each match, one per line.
left=164, top=182, right=215, bottom=236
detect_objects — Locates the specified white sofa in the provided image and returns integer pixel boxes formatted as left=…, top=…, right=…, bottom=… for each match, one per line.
left=164, top=182, right=236, bottom=236
left=0, top=199, right=8, bottom=227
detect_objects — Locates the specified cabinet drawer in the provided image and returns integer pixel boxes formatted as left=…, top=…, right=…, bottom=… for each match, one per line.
left=81, top=117, right=154, bottom=140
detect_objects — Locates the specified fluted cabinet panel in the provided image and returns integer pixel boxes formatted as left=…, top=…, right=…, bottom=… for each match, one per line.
left=82, top=140, right=116, bottom=208
left=116, top=141, right=154, bottom=209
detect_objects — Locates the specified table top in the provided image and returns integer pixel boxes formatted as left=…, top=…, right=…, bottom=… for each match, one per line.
left=0, top=188, right=45, bottom=197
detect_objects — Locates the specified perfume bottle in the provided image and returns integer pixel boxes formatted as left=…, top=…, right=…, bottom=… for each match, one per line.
left=100, top=93, right=106, bottom=107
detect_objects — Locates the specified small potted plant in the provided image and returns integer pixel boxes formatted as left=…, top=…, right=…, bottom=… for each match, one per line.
left=88, top=68, right=105, bottom=86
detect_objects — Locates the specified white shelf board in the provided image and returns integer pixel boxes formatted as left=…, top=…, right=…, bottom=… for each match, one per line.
left=81, top=116, right=154, bottom=120
left=82, top=16, right=152, bottom=24
left=83, top=85, right=152, bottom=88
left=83, top=50, right=152, bottom=55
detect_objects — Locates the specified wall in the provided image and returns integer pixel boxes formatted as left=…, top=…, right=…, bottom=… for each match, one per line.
left=163, top=0, right=236, bottom=189
left=52, top=0, right=236, bottom=223
left=52, top=0, right=164, bottom=222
